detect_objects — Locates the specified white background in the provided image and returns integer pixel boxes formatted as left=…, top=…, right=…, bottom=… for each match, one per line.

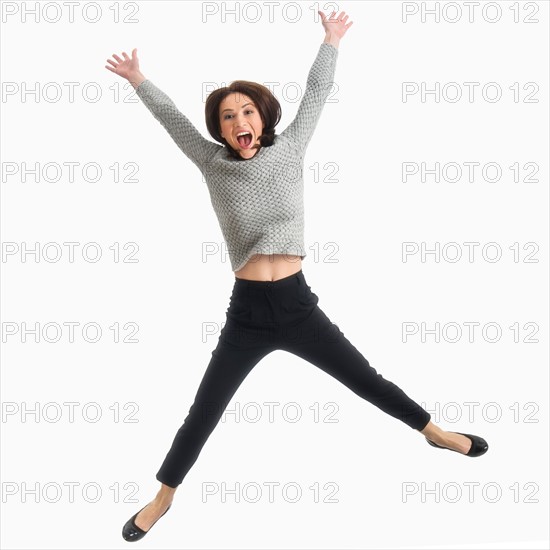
left=1, top=0, right=549, bottom=548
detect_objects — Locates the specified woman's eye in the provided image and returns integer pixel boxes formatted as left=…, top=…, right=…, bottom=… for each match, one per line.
left=223, top=110, right=253, bottom=120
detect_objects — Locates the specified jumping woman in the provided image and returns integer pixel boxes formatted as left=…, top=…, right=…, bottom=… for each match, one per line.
left=105, top=9, right=488, bottom=542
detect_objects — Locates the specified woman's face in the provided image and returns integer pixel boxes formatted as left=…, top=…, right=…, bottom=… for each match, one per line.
left=219, top=92, right=264, bottom=159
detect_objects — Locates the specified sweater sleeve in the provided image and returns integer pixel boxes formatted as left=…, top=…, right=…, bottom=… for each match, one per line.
left=134, top=79, right=222, bottom=172
left=280, top=42, right=339, bottom=152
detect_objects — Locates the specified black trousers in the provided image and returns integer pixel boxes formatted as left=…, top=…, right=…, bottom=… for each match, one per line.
left=156, top=269, right=431, bottom=488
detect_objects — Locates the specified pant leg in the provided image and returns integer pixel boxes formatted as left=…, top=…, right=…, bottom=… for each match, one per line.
left=156, top=324, right=274, bottom=488
left=279, top=305, right=431, bottom=431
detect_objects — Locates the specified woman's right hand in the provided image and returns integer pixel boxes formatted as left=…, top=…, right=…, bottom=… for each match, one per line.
left=105, top=48, right=145, bottom=87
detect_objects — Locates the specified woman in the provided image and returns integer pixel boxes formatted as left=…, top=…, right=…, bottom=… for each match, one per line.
left=105, top=10, right=488, bottom=542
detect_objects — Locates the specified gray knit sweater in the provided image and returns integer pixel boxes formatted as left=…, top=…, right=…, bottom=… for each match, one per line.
left=135, top=42, right=339, bottom=272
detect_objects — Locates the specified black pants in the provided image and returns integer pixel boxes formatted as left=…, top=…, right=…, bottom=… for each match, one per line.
left=156, top=269, right=431, bottom=488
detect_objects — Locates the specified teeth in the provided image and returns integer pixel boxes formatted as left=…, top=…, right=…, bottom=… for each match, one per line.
left=236, top=131, right=251, bottom=136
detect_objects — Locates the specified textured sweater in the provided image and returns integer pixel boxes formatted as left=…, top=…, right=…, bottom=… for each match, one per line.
left=135, top=42, right=339, bottom=272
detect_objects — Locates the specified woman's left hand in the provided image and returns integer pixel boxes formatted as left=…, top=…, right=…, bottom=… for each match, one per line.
left=319, top=10, right=353, bottom=39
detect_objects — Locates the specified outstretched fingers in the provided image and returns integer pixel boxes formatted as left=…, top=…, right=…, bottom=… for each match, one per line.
left=318, top=9, right=353, bottom=34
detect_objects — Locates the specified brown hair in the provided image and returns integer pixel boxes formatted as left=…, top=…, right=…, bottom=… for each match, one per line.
left=205, top=80, right=282, bottom=160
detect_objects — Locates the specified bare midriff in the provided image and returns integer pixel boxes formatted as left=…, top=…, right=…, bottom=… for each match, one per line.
left=234, top=254, right=303, bottom=281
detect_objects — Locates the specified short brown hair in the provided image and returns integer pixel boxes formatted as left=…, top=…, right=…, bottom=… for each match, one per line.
left=205, top=80, right=282, bottom=160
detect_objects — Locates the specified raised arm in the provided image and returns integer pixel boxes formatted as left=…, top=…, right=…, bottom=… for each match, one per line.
left=105, top=48, right=222, bottom=173
left=280, top=10, right=353, bottom=152
left=280, top=42, right=338, bottom=152
left=133, top=79, right=222, bottom=172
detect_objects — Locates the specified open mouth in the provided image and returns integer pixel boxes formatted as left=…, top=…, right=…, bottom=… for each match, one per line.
left=236, top=131, right=253, bottom=148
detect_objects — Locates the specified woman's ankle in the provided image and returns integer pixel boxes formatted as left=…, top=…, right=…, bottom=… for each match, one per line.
left=420, top=421, right=448, bottom=443
left=155, top=485, right=177, bottom=505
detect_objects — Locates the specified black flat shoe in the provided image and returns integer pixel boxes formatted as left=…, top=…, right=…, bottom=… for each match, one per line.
left=122, top=502, right=171, bottom=542
left=425, top=432, right=488, bottom=457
